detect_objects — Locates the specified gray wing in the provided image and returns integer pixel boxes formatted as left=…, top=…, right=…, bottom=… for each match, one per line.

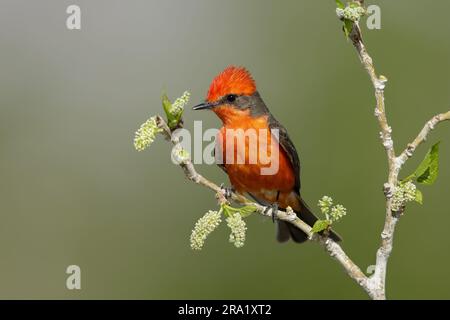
left=267, top=115, right=301, bottom=192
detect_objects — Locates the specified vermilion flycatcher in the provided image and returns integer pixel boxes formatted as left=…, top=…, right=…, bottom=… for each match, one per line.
left=193, top=66, right=340, bottom=243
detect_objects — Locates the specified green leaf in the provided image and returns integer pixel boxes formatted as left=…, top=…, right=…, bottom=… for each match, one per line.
left=239, top=205, right=257, bottom=218
left=311, top=220, right=331, bottom=233
left=411, top=142, right=440, bottom=185
left=416, top=142, right=440, bottom=184
left=220, top=204, right=232, bottom=218
left=163, top=93, right=185, bottom=129
left=162, top=93, right=177, bottom=128
left=162, top=93, right=172, bottom=117
left=414, top=189, right=423, bottom=205
left=343, top=19, right=353, bottom=38
left=336, top=0, right=345, bottom=9
left=221, top=204, right=256, bottom=218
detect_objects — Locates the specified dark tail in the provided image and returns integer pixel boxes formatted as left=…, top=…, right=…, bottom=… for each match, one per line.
left=276, top=198, right=342, bottom=243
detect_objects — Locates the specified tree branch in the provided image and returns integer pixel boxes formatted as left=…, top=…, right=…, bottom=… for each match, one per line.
left=145, top=4, right=449, bottom=300
left=398, top=111, right=450, bottom=165
left=154, top=115, right=372, bottom=296
left=348, top=19, right=398, bottom=300
left=347, top=17, right=449, bottom=299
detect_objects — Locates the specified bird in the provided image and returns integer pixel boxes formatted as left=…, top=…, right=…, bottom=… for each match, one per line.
left=193, top=66, right=341, bottom=243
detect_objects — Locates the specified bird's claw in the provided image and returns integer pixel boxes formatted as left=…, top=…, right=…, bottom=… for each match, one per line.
left=264, top=203, right=279, bottom=223
left=220, top=183, right=234, bottom=200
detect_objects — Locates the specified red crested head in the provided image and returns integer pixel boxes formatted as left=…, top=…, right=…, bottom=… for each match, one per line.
left=206, top=66, right=256, bottom=102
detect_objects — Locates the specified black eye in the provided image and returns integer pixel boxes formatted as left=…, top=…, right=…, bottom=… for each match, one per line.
left=226, top=94, right=237, bottom=103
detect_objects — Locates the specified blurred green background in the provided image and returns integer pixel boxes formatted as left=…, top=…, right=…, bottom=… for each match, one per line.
left=0, top=0, right=449, bottom=299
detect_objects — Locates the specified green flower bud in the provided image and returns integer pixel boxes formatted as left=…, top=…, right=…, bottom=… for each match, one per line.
left=391, top=181, right=417, bottom=212
left=226, top=213, right=247, bottom=248
left=330, top=204, right=347, bottom=221
left=190, top=210, right=222, bottom=250
left=336, top=4, right=366, bottom=22
left=318, top=196, right=334, bottom=215
left=170, top=91, right=190, bottom=116
left=171, top=146, right=190, bottom=165
left=134, top=116, right=162, bottom=151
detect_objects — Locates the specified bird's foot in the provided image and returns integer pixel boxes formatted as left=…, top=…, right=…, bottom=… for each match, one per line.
left=220, top=183, right=234, bottom=200
left=264, top=202, right=279, bottom=223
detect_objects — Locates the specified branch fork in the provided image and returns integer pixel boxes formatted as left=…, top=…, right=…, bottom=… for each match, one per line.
left=146, top=6, right=449, bottom=300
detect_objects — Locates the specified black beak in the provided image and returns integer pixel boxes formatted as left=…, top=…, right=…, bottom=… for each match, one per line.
left=192, top=101, right=215, bottom=110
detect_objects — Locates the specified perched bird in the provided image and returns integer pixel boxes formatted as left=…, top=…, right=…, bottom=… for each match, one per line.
left=193, top=66, right=340, bottom=243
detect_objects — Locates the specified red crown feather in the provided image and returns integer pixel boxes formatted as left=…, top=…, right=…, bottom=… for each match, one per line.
left=206, top=66, right=256, bottom=102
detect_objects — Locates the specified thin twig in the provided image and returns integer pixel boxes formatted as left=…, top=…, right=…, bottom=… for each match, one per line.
left=398, top=111, right=450, bottom=165
left=155, top=115, right=370, bottom=294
